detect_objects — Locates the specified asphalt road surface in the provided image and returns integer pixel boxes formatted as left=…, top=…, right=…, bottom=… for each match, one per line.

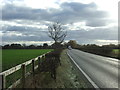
left=67, top=49, right=119, bottom=88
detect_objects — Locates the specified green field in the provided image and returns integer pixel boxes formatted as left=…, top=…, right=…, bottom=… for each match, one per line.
left=2, top=49, right=53, bottom=71
left=112, top=49, right=119, bottom=54
left=110, top=49, right=119, bottom=59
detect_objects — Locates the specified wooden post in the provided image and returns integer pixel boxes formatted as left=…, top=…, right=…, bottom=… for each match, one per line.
left=21, top=64, right=26, bottom=88
left=42, top=56, right=45, bottom=60
left=38, top=57, right=40, bottom=70
left=44, top=55, right=46, bottom=60
left=2, top=74, right=6, bottom=89
left=32, top=59, right=35, bottom=74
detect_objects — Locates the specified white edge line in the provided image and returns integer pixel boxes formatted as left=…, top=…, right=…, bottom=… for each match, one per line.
left=67, top=51, right=100, bottom=90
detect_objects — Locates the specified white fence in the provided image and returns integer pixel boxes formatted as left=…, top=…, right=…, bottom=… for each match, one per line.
left=0, top=51, right=50, bottom=89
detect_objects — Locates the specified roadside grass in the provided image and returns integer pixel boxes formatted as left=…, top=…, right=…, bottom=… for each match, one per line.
left=22, top=49, right=90, bottom=88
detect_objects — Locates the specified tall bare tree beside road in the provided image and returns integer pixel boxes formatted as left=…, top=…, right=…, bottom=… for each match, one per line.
left=48, top=22, right=67, bottom=47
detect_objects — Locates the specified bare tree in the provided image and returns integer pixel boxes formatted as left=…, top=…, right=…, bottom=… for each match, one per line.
left=48, top=22, right=67, bottom=44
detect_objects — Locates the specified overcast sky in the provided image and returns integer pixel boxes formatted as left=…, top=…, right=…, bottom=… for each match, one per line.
left=1, top=0, right=118, bottom=45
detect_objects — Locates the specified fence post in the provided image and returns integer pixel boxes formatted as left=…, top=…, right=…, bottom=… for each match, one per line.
left=38, top=57, right=40, bottom=70
left=42, top=55, right=45, bottom=60
left=32, top=59, right=35, bottom=74
left=44, top=55, right=46, bottom=60
left=21, top=64, right=26, bottom=88
left=2, top=74, right=6, bottom=89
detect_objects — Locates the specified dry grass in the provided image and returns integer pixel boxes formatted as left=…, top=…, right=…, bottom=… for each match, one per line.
left=18, top=49, right=89, bottom=88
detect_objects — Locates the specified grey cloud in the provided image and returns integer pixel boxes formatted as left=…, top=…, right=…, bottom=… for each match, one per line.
left=2, top=25, right=48, bottom=37
left=2, top=2, right=108, bottom=27
left=3, top=26, right=27, bottom=32
left=65, top=26, right=118, bottom=44
left=2, top=1, right=115, bottom=45
left=2, top=4, right=52, bottom=21
left=2, top=30, right=51, bottom=42
left=2, top=25, right=117, bottom=45
left=86, top=20, right=107, bottom=27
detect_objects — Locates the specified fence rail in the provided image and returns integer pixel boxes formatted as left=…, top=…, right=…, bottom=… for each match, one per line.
left=0, top=51, right=50, bottom=89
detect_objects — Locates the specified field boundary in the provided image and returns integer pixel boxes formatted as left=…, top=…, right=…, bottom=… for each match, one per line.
left=0, top=51, right=51, bottom=89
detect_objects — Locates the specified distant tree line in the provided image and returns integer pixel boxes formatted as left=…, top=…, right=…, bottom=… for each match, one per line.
left=77, top=44, right=118, bottom=57
left=2, top=41, right=119, bottom=50
left=2, top=40, right=119, bottom=59
left=67, top=40, right=119, bottom=59
left=2, top=43, right=52, bottom=49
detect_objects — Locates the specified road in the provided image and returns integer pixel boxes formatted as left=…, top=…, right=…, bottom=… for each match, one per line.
left=67, top=49, right=119, bottom=88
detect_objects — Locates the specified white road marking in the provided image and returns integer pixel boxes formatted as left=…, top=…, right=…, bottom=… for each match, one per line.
left=67, top=51, right=100, bottom=90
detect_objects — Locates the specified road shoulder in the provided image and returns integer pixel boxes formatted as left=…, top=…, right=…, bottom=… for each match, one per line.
left=17, top=49, right=91, bottom=88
